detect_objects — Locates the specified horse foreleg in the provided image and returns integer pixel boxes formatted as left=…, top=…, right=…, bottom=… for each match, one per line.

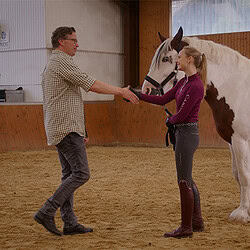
left=229, top=136, right=250, bottom=223
left=229, top=144, right=239, bottom=184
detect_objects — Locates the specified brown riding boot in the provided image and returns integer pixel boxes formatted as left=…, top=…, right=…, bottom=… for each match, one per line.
left=164, top=180, right=194, bottom=239
left=191, top=181, right=204, bottom=232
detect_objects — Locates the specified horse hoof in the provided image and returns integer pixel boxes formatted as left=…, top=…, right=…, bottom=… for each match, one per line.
left=229, top=207, right=250, bottom=223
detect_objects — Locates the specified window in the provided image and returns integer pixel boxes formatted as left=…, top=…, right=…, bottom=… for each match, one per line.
left=172, top=0, right=250, bottom=36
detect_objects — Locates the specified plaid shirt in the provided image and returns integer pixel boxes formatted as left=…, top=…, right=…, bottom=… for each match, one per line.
left=42, top=50, right=96, bottom=145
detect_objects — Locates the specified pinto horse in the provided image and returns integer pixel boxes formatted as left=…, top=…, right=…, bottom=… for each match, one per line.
left=142, top=27, right=250, bottom=223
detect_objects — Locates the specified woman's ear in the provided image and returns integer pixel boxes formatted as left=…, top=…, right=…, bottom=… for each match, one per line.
left=188, top=56, right=193, bottom=64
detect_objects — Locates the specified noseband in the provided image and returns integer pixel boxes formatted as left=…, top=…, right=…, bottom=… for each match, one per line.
left=144, top=64, right=178, bottom=95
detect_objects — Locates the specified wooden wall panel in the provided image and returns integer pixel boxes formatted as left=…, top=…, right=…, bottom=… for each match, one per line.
left=123, top=1, right=139, bottom=88
left=115, top=97, right=176, bottom=146
left=0, top=103, right=119, bottom=151
left=84, top=102, right=117, bottom=145
left=139, top=0, right=171, bottom=84
left=0, top=105, right=49, bottom=151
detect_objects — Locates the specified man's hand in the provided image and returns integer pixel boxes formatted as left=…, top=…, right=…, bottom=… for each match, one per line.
left=129, top=87, right=141, bottom=99
left=121, top=87, right=139, bottom=104
left=84, top=129, right=89, bottom=143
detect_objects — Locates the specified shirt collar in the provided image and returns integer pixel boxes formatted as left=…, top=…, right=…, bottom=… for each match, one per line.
left=52, top=49, right=72, bottom=60
left=184, top=73, right=199, bottom=82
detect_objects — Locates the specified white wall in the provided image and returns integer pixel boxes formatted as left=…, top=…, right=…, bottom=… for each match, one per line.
left=0, top=0, right=124, bottom=103
left=45, top=0, right=124, bottom=101
left=0, top=0, right=46, bottom=103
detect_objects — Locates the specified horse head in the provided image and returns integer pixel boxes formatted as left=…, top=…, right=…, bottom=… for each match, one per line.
left=142, top=27, right=188, bottom=95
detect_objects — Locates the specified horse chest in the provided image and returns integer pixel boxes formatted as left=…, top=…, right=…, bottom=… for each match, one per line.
left=205, top=82, right=234, bottom=144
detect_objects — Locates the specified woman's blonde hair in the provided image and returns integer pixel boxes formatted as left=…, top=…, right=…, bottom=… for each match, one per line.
left=183, top=46, right=207, bottom=95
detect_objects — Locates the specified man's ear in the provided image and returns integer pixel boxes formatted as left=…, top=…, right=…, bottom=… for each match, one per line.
left=58, top=38, right=64, bottom=46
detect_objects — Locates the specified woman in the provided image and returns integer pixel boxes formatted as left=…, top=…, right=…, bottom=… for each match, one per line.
left=132, top=46, right=207, bottom=238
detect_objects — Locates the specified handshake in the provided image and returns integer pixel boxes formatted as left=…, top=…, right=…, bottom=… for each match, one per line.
left=123, top=87, right=141, bottom=102
left=124, top=86, right=162, bottom=102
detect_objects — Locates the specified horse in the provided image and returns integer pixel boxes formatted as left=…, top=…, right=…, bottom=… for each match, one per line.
left=141, top=27, right=250, bottom=223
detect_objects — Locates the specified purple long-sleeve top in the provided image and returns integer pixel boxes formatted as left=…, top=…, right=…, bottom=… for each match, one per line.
left=140, top=73, right=204, bottom=124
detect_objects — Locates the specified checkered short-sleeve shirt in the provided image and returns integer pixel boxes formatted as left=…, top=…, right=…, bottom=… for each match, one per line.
left=42, top=50, right=96, bottom=145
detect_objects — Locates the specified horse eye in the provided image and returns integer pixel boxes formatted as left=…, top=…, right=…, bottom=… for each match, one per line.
left=169, top=56, right=173, bottom=64
left=162, top=56, right=169, bottom=62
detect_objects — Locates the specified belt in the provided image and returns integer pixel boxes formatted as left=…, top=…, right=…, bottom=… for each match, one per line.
left=175, top=122, right=198, bottom=127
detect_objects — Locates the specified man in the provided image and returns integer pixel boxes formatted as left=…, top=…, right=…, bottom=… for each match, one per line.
left=33, top=26, right=138, bottom=236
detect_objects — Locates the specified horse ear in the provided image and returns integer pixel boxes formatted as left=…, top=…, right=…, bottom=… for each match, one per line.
left=158, top=32, right=166, bottom=43
left=171, top=27, right=183, bottom=52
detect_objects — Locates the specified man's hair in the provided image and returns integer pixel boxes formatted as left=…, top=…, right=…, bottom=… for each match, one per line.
left=51, top=26, right=76, bottom=48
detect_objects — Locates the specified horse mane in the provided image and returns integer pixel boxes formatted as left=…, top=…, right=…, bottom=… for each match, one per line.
left=150, top=35, right=249, bottom=73
left=182, top=36, right=250, bottom=68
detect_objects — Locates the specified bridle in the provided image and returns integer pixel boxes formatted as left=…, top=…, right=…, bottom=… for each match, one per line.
left=144, top=63, right=178, bottom=96
left=144, top=57, right=179, bottom=147
left=146, top=65, right=178, bottom=149
left=143, top=35, right=185, bottom=149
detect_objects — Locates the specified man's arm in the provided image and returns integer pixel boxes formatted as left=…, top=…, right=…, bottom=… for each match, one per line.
left=58, top=58, right=138, bottom=104
left=90, top=80, right=139, bottom=104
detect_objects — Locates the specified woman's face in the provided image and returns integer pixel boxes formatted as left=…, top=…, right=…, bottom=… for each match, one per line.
left=177, top=49, right=191, bottom=72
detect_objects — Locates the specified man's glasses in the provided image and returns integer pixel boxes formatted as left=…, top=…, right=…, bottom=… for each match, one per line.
left=64, top=38, right=78, bottom=45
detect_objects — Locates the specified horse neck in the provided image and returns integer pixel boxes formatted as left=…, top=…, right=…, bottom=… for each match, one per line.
left=184, top=37, right=250, bottom=89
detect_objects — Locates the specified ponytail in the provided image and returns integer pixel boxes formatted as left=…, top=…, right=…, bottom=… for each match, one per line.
left=183, top=46, right=207, bottom=96
left=198, top=54, right=207, bottom=95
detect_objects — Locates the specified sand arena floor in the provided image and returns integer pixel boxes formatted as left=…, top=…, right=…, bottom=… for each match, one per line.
left=0, top=146, right=249, bottom=250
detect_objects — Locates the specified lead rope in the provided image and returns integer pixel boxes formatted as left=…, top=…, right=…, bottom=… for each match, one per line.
left=164, top=64, right=178, bottom=149
left=164, top=107, right=176, bottom=150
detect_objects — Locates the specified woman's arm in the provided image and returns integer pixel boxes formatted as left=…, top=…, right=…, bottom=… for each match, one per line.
left=140, top=85, right=177, bottom=106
